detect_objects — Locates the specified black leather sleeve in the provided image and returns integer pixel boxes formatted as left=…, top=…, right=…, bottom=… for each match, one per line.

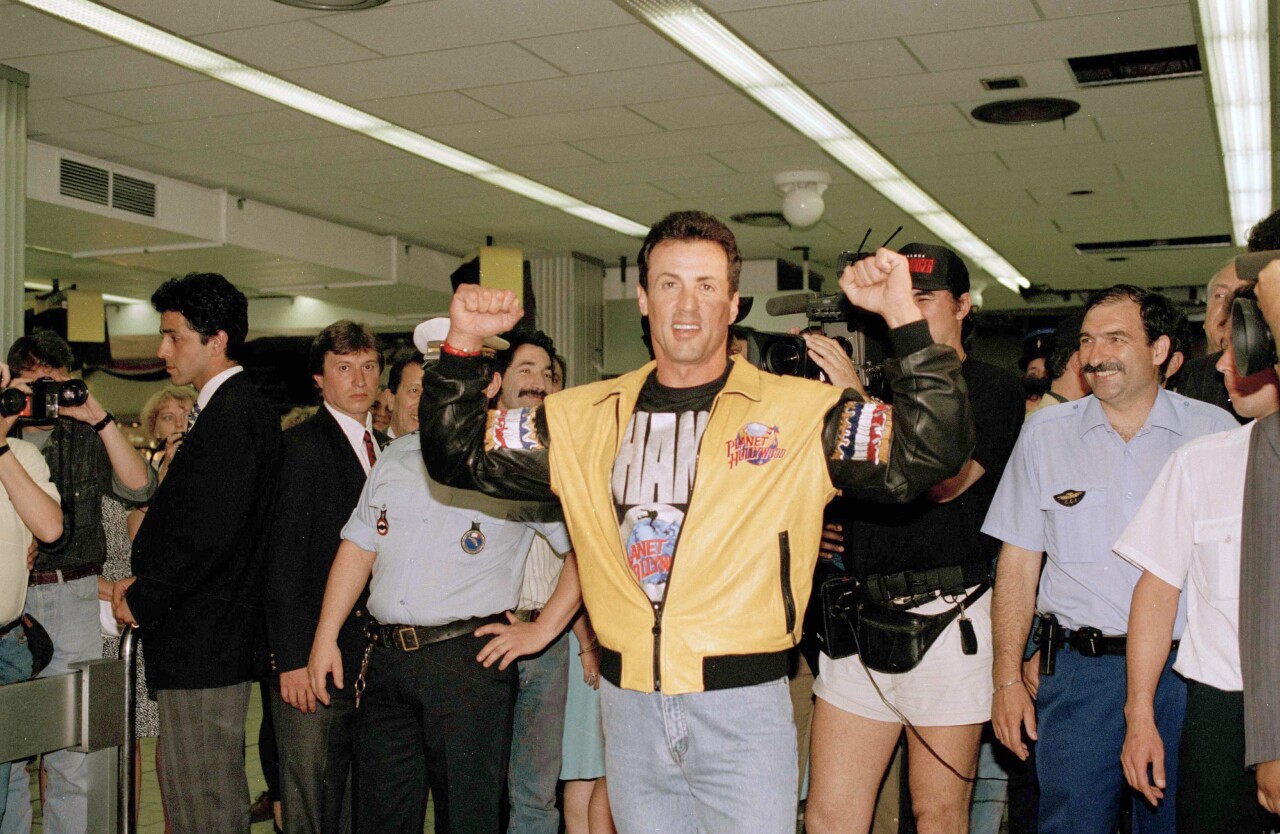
left=419, top=354, right=555, bottom=502
left=823, top=320, right=975, bottom=503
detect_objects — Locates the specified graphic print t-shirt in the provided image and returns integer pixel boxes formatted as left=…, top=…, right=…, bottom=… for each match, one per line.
left=611, top=367, right=728, bottom=607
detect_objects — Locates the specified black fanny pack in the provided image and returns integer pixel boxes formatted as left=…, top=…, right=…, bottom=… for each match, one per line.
left=816, top=574, right=987, bottom=673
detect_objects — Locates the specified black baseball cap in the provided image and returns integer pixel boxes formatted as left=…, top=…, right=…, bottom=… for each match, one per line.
left=898, top=243, right=970, bottom=296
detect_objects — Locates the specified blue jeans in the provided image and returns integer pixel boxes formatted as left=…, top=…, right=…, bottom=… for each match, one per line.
left=1, top=577, right=101, bottom=834
left=0, top=625, right=34, bottom=824
left=1036, top=648, right=1184, bottom=834
left=599, top=677, right=797, bottom=834
left=508, top=633, right=568, bottom=834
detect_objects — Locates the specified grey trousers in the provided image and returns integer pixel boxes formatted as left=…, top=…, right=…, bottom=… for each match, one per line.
left=270, top=685, right=356, bottom=834
left=157, top=682, right=252, bottom=834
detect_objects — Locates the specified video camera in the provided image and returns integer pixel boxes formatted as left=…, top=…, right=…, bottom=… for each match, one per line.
left=1232, top=251, right=1280, bottom=376
left=739, top=233, right=895, bottom=395
left=0, top=377, right=90, bottom=424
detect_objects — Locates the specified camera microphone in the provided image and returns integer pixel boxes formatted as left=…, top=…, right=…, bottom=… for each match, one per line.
left=765, top=294, right=814, bottom=317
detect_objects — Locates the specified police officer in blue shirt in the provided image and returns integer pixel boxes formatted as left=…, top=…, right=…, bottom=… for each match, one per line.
left=306, top=333, right=573, bottom=834
left=983, top=285, right=1236, bottom=834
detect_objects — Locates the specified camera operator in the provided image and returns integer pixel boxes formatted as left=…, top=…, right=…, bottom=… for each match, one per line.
left=805, top=243, right=1025, bottom=834
left=0, top=364, right=63, bottom=827
left=1, top=331, right=156, bottom=834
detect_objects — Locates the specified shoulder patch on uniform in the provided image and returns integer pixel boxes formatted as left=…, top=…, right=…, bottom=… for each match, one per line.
left=1053, top=489, right=1085, bottom=507
left=831, top=400, right=893, bottom=464
left=484, top=407, right=545, bottom=451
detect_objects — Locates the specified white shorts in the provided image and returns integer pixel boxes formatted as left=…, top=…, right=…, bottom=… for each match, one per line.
left=813, top=587, right=993, bottom=726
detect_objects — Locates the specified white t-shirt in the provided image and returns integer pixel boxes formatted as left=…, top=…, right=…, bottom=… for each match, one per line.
left=0, top=439, right=61, bottom=623
left=1113, top=421, right=1253, bottom=691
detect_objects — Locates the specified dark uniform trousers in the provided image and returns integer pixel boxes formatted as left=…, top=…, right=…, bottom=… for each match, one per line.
left=355, top=631, right=518, bottom=834
left=270, top=684, right=357, bottom=834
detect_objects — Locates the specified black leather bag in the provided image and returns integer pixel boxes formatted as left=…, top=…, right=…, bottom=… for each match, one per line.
left=816, top=573, right=860, bottom=660
left=20, top=613, right=54, bottom=678
left=855, top=584, right=988, bottom=674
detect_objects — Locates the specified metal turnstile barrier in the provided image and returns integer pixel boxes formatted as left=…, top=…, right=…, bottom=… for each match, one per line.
left=0, top=625, right=137, bottom=834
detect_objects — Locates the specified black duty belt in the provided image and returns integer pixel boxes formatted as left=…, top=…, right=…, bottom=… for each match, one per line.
left=1038, top=622, right=1180, bottom=658
left=863, top=562, right=992, bottom=605
left=366, top=613, right=506, bottom=652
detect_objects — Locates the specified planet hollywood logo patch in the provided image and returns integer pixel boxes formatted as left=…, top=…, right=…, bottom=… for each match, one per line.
left=726, top=422, right=788, bottom=469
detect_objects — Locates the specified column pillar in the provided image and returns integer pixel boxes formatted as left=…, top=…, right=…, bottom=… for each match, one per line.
left=0, top=64, right=29, bottom=354
left=527, top=253, right=605, bottom=387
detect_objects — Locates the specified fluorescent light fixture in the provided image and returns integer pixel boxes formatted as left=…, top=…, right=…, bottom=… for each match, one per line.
left=24, top=280, right=143, bottom=304
left=13, top=0, right=651, bottom=239
left=622, top=0, right=1031, bottom=292
left=1195, top=0, right=1270, bottom=245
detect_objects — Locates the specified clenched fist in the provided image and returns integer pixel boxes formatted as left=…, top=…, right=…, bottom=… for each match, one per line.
left=447, top=285, right=523, bottom=353
left=838, top=248, right=923, bottom=330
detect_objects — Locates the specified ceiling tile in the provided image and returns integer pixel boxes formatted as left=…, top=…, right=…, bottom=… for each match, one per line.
left=628, top=93, right=764, bottom=131
left=1035, top=0, right=1185, bottom=18
left=486, top=142, right=605, bottom=170
left=99, top=0, right=325, bottom=36
left=283, top=43, right=564, bottom=102
left=28, top=99, right=135, bottom=134
left=424, top=107, right=663, bottom=153
left=899, top=152, right=1009, bottom=180
left=772, top=39, right=925, bottom=85
left=10, top=47, right=203, bottom=101
left=195, top=20, right=381, bottom=71
left=0, top=6, right=111, bottom=58
left=903, top=5, right=1195, bottom=72
left=540, top=154, right=738, bottom=189
left=234, top=134, right=409, bottom=166
left=110, top=148, right=277, bottom=180
left=256, top=156, right=457, bottom=189
left=71, top=81, right=279, bottom=124
left=721, top=0, right=1041, bottom=51
left=463, top=62, right=727, bottom=117
left=34, top=130, right=167, bottom=159
left=518, top=24, right=686, bottom=74
left=356, top=91, right=508, bottom=128
left=107, top=110, right=344, bottom=151
left=813, top=60, right=1077, bottom=113
left=711, top=143, right=837, bottom=173
left=311, top=0, right=632, bottom=56
left=886, top=117, right=1101, bottom=159
left=1094, top=107, right=1213, bottom=143
left=571, top=120, right=802, bottom=163
left=849, top=102, right=973, bottom=138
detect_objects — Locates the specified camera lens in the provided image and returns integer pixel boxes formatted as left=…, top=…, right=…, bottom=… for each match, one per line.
left=58, top=379, right=89, bottom=407
left=765, top=340, right=804, bottom=376
left=0, top=388, right=25, bottom=417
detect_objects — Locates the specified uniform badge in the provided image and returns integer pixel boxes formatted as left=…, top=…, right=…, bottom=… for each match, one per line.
left=376, top=506, right=389, bottom=536
left=1054, top=489, right=1085, bottom=507
left=461, top=521, right=486, bottom=554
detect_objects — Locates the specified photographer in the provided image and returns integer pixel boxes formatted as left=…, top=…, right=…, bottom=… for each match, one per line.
left=0, top=363, right=63, bottom=827
left=805, top=244, right=1025, bottom=834
left=1, top=331, right=156, bottom=834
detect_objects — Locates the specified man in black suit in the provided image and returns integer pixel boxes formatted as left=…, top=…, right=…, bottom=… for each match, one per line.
left=265, top=321, right=382, bottom=834
left=113, top=272, right=281, bottom=834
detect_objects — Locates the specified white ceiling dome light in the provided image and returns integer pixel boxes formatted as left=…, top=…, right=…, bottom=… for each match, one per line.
left=774, top=171, right=831, bottom=230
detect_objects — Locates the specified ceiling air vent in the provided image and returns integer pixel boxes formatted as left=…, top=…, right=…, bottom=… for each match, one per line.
left=111, top=173, right=157, bottom=218
left=981, top=76, right=1026, bottom=91
left=1074, top=234, right=1232, bottom=255
left=59, top=158, right=109, bottom=206
left=1068, top=45, right=1201, bottom=88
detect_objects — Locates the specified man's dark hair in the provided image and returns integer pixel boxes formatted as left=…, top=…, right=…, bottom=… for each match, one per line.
left=1083, top=284, right=1186, bottom=380
left=494, top=330, right=556, bottom=376
left=551, top=353, right=567, bottom=384
left=387, top=352, right=425, bottom=393
left=1046, top=346, right=1075, bottom=380
left=308, top=320, right=382, bottom=377
left=1247, top=208, right=1280, bottom=252
left=638, top=211, right=742, bottom=295
left=7, top=330, right=75, bottom=374
left=151, top=272, right=249, bottom=361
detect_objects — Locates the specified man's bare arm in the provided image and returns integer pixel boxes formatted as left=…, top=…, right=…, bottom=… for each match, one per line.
left=307, top=540, right=376, bottom=705
left=1121, top=571, right=1179, bottom=805
left=991, top=542, right=1042, bottom=759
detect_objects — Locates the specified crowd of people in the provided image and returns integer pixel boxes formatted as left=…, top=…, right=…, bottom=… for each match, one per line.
left=0, top=207, right=1278, bottom=834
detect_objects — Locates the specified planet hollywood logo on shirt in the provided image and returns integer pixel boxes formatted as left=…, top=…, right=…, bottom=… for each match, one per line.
left=725, top=422, right=788, bottom=469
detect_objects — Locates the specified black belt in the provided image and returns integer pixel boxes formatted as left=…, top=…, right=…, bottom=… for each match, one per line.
left=863, top=562, right=991, bottom=605
left=1043, top=625, right=1180, bottom=658
left=28, top=563, right=102, bottom=586
left=366, top=613, right=506, bottom=652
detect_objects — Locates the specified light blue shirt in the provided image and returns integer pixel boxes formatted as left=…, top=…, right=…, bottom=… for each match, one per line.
left=342, top=433, right=571, bottom=626
left=982, top=391, right=1236, bottom=636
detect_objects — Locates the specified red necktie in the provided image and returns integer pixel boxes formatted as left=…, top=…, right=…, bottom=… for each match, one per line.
left=363, top=430, right=377, bottom=468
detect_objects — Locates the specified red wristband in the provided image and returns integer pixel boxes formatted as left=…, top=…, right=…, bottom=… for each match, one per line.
left=441, top=341, right=483, bottom=357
